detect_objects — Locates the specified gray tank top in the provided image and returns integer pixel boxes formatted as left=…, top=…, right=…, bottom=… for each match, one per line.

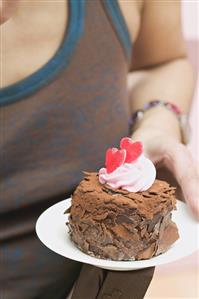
left=0, top=0, right=132, bottom=298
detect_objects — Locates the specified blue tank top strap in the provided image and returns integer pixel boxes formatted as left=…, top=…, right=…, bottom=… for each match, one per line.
left=102, top=0, right=132, bottom=64
left=0, top=0, right=86, bottom=107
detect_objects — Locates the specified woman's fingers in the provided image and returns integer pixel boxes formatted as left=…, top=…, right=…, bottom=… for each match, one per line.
left=164, top=143, right=199, bottom=221
left=132, top=130, right=199, bottom=220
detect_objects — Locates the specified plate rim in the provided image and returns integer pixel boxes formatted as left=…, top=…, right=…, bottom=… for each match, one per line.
left=36, top=198, right=199, bottom=271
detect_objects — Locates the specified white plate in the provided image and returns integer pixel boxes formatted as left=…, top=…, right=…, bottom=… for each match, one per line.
left=36, top=198, right=199, bottom=271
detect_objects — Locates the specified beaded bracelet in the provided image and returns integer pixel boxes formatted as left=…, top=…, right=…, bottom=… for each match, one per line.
left=129, top=100, right=190, bottom=144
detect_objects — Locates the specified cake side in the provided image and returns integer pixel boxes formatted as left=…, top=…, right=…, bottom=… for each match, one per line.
left=67, top=172, right=179, bottom=260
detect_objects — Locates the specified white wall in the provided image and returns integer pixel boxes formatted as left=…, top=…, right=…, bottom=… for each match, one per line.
left=182, top=1, right=199, bottom=160
left=182, top=0, right=199, bottom=39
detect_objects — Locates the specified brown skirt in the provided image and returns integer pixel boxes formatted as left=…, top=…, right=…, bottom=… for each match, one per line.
left=70, top=264, right=155, bottom=299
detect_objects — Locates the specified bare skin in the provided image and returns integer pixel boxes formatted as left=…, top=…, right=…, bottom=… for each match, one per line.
left=0, top=0, right=18, bottom=25
left=0, top=0, right=67, bottom=87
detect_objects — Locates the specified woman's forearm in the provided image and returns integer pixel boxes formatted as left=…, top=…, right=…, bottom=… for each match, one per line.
left=128, top=58, right=195, bottom=141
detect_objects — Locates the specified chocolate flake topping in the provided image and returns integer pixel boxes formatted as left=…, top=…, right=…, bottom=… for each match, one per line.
left=66, top=172, right=179, bottom=261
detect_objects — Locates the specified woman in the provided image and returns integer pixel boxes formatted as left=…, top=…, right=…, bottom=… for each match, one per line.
left=0, top=0, right=198, bottom=298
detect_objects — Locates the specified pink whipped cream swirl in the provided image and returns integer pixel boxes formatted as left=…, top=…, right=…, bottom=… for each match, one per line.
left=99, top=154, right=156, bottom=192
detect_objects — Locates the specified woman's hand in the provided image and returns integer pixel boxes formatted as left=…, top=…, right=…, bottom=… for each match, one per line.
left=131, top=126, right=199, bottom=221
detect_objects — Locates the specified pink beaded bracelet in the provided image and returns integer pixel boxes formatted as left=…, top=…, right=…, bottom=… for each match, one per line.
left=129, top=100, right=190, bottom=144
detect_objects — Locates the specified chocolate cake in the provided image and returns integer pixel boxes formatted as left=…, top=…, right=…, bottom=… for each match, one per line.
left=67, top=172, right=179, bottom=261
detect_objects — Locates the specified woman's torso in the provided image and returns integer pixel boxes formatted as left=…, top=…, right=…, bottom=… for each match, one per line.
left=0, top=1, right=141, bottom=298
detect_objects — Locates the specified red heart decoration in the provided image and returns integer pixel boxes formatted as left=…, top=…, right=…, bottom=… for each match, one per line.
left=105, top=148, right=126, bottom=173
left=120, top=137, right=143, bottom=163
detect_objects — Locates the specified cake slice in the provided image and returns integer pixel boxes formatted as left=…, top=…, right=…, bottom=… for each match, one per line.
left=66, top=138, right=179, bottom=260
left=67, top=172, right=179, bottom=260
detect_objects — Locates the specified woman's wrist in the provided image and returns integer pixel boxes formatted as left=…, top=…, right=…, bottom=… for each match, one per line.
left=131, top=105, right=181, bottom=142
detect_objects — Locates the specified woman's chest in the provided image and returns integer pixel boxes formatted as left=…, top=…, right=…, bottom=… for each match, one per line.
left=1, top=1, right=67, bottom=87
left=1, top=0, right=141, bottom=88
